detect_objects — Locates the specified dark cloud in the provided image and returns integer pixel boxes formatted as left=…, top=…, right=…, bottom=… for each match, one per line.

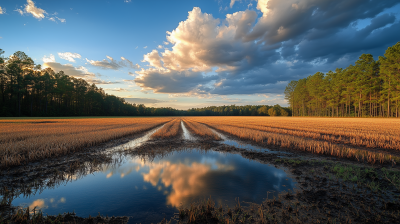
left=135, top=1, right=400, bottom=96
left=134, top=69, right=218, bottom=93
left=297, top=20, right=400, bottom=63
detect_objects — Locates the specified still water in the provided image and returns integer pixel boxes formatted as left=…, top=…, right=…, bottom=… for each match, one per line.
left=12, top=150, right=296, bottom=223
left=10, top=128, right=297, bottom=223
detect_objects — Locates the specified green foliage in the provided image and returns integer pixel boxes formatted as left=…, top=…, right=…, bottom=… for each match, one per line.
left=268, top=108, right=277, bottom=116
left=186, top=104, right=291, bottom=116
left=284, top=42, right=400, bottom=117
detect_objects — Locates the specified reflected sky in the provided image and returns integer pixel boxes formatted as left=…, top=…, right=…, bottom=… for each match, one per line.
left=12, top=150, right=296, bottom=223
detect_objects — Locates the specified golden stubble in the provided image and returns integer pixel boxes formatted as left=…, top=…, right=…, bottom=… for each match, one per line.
left=0, top=118, right=173, bottom=167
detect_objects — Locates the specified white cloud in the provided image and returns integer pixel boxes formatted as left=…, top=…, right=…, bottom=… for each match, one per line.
left=124, top=0, right=132, bottom=2
left=144, top=7, right=260, bottom=73
left=15, top=9, right=24, bottom=15
left=56, top=17, right=66, bottom=23
left=230, top=0, right=238, bottom=8
left=0, top=6, right=4, bottom=14
left=42, top=54, right=55, bottom=63
left=142, top=50, right=163, bottom=68
left=25, top=0, right=47, bottom=20
left=256, top=0, right=270, bottom=16
left=121, top=57, right=140, bottom=69
left=157, top=45, right=163, bottom=49
left=58, top=52, right=81, bottom=62
left=163, top=41, right=169, bottom=45
left=16, top=1, right=65, bottom=22
left=143, top=46, right=147, bottom=49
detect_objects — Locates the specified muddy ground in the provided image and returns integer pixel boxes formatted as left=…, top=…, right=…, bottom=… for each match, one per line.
left=1, top=125, right=400, bottom=223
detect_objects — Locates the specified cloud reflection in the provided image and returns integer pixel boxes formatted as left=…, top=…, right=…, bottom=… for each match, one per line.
left=99, top=151, right=294, bottom=208
left=142, top=160, right=236, bottom=207
left=28, top=197, right=66, bottom=213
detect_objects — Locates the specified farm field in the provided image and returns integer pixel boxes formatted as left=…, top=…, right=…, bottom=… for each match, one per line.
left=1, top=117, right=400, bottom=223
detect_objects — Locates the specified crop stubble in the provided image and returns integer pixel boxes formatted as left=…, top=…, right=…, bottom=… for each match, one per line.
left=0, top=118, right=172, bottom=167
left=182, top=119, right=221, bottom=140
left=151, top=118, right=182, bottom=139
left=185, top=116, right=400, bottom=164
left=1, top=116, right=399, bottom=168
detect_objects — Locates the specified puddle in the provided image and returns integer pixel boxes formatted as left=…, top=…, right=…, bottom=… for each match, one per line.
left=181, top=121, right=196, bottom=141
left=210, top=128, right=290, bottom=154
left=105, top=124, right=165, bottom=153
left=9, top=150, right=296, bottom=224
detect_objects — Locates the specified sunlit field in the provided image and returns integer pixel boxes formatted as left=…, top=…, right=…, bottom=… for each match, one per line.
left=2, top=116, right=399, bottom=168
left=1, top=117, right=400, bottom=223
left=0, top=118, right=172, bottom=167
left=187, top=116, right=400, bottom=164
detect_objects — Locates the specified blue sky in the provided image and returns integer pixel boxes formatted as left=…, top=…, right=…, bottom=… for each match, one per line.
left=1, top=0, right=399, bottom=109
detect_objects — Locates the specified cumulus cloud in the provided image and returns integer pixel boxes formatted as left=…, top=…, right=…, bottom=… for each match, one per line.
left=135, top=0, right=400, bottom=96
left=16, top=1, right=66, bottom=22
left=142, top=50, right=163, bottom=68
left=135, top=68, right=217, bottom=93
left=42, top=54, right=55, bottom=63
left=0, top=6, right=4, bottom=14
left=24, top=0, right=47, bottom=20
left=58, top=52, right=81, bottom=62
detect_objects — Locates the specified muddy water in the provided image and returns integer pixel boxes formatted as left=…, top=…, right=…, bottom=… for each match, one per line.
left=8, top=128, right=297, bottom=224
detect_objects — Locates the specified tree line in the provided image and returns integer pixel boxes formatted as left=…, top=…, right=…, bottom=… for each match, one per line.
left=186, top=104, right=291, bottom=116
left=284, top=42, right=400, bottom=118
left=0, top=49, right=291, bottom=117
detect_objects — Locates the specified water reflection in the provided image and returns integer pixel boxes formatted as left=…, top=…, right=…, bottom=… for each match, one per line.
left=211, top=127, right=290, bottom=154
left=11, top=150, right=296, bottom=223
left=105, top=124, right=165, bottom=153
left=181, top=121, right=196, bottom=141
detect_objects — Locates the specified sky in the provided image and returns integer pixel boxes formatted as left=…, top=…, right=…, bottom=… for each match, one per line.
left=0, top=0, right=399, bottom=109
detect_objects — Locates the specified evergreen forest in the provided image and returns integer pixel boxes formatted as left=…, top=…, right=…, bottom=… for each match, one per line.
left=284, top=42, right=400, bottom=118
